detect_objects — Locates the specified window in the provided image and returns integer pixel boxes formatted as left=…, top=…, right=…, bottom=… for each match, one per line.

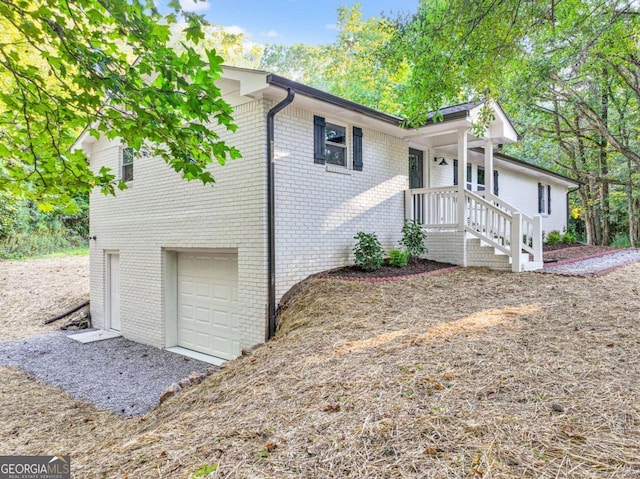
left=466, top=164, right=472, bottom=190
left=122, top=147, right=134, bottom=183
left=477, top=166, right=485, bottom=191
left=538, top=183, right=551, bottom=214
left=325, top=123, right=347, bottom=167
left=313, top=115, right=363, bottom=171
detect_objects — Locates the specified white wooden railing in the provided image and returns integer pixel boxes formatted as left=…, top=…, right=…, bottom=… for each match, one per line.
left=405, top=187, right=543, bottom=271
left=479, top=193, right=542, bottom=262
left=404, top=186, right=458, bottom=228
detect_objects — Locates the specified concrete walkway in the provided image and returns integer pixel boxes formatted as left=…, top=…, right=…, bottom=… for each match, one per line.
left=541, top=249, right=640, bottom=277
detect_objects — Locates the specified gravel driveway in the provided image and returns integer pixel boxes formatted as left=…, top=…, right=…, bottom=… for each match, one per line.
left=541, top=248, right=640, bottom=276
left=0, top=330, right=214, bottom=416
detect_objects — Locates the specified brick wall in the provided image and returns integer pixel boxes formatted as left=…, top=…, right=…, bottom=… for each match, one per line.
left=89, top=99, right=268, bottom=352
left=272, top=104, right=409, bottom=301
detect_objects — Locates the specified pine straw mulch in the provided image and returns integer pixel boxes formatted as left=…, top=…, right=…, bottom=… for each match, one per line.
left=319, top=258, right=457, bottom=280
left=0, top=255, right=89, bottom=340
left=2, top=261, right=640, bottom=478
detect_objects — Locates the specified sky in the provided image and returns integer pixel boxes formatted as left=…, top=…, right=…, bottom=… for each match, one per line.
left=176, top=0, right=420, bottom=45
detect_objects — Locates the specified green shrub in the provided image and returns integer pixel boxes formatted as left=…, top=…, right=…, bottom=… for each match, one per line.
left=353, top=232, right=385, bottom=271
left=400, top=220, right=427, bottom=258
left=561, top=230, right=576, bottom=244
left=611, top=234, right=631, bottom=248
left=389, top=249, right=408, bottom=267
left=545, top=230, right=562, bottom=245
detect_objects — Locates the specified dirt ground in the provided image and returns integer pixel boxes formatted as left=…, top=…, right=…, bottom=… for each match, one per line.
left=1, top=254, right=640, bottom=478
left=0, top=255, right=89, bottom=340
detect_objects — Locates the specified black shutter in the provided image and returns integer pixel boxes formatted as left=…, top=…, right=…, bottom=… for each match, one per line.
left=547, top=184, right=552, bottom=214
left=453, top=159, right=458, bottom=186
left=538, top=182, right=544, bottom=213
left=353, top=126, right=363, bottom=171
left=493, top=170, right=499, bottom=195
left=313, top=115, right=326, bottom=164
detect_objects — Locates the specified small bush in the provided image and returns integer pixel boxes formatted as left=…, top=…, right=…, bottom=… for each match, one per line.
left=400, top=220, right=427, bottom=258
left=389, top=249, right=408, bottom=267
left=545, top=230, right=562, bottom=245
left=611, top=234, right=631, bottom=248
left=353, top=232, right=385, bottom=271
left=561, top=230, right=576, bottom=244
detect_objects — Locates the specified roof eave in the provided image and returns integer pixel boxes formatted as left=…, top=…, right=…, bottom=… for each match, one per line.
left=266, top=74, right=403, bottom=127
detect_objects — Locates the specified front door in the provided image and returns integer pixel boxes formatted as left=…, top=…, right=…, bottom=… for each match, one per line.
left=409, top=148, right=424, bottom=222
left=409, top=148, right=424, bottom=189
left=107, top=253, right=121, bottom=331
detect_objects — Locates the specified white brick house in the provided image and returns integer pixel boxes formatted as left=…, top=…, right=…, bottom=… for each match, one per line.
left=80, top=66, right=579, bottom=361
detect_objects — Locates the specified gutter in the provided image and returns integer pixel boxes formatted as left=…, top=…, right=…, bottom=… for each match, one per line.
left=267, top=74, right=401, bottom=126
left=267, top=88, right=295, bottom=339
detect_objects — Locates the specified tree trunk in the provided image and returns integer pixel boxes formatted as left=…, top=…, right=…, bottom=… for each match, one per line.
left=598, top=71, right=611, bottom=245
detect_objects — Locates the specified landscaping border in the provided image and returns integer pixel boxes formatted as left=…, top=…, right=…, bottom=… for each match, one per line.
left=318, top=265, right=461, bottom=283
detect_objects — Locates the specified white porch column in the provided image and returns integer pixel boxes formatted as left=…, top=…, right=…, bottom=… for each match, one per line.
left=457, top=129, right=468, bottom=231
left=484, top=139, right=494, bottom=196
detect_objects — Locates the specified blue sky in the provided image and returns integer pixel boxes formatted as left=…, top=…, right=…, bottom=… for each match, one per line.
left=177, top=0, right=420, bottom=45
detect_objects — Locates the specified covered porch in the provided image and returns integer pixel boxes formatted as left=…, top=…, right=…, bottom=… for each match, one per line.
left=402, top=101, right=543, bottom=272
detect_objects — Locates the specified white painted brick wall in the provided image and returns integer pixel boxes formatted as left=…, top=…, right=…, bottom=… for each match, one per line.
left=465, top=238, right=511, bottom=270
left=272, top=104, right=409, bottom=301
left=424, top=231, right=465, bottom=265
left=89, top=100, right=269, bottom=351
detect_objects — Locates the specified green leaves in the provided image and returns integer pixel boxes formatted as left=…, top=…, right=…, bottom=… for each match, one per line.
left=0, top=0, right=239, bottom=205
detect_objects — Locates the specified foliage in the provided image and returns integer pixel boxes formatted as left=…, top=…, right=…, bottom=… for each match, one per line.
left=545, top=231, right=562, bottom=246
left=260, top=4, right=408, bottom=115
left=190, top=463, right=218, bottom=478
left=611, top=234, right=632, bottom=248
left=390, top=0, right=640, bottom=246
left=400, top=220, right=427, bottom=258
left=0, top=0, right=240, bottom=209
left=388, top=249, right=408, bottom=268
left=0, top=195, right=88, bottom=259
left=561, top=230, right=576, bottom=245
left=353, top=232, right=385, bottom=271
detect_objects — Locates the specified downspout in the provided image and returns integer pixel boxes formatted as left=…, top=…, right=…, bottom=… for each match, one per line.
left=267, top=88, right=295, bottom=339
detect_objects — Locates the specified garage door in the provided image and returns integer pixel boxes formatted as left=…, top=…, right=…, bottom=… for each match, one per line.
left=177, top=252, right=239, bottom=360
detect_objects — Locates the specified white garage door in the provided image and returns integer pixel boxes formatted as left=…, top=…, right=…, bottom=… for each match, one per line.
left=177, top=252, right=239, bottom=360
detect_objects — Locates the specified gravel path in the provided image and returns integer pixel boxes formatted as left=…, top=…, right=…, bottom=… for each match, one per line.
left=541, top=248, right=640, bottom=276
left=0, top=330, right=214, bottom=416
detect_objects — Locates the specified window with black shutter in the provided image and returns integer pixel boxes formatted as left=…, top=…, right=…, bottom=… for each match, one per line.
left=313, top=115, right=326, bottom=164
left=353, top=127, right=363, bottom=171
left=453, top=159, right=458, bottom=186
left=547, top=184, right=552, bottom=214
left=538, top=183, right=545, bottom=214
left=493, top=170, right=499, bottom=195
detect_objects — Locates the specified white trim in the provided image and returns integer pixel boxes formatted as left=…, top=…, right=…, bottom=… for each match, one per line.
left=166, top=346, right=226, bottom=366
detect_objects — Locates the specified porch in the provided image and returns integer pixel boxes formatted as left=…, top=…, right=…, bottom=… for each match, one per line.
left=405, top=185, right=543, bottom=272
left=402, top=101, right=543, bottom=272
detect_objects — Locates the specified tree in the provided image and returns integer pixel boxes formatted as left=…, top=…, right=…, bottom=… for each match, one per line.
left=260, top=4, right=408, bottom=115
left=391, top=0, right=640, bottom=245
left=0, top=0, right=240, bottom=211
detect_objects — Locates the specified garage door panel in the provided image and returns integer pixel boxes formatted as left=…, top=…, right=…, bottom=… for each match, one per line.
left=177, top=252, right=239, bottom=360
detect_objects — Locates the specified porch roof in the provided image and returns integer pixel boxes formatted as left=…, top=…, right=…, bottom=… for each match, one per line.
left=486, top=149, right=581, bottom=187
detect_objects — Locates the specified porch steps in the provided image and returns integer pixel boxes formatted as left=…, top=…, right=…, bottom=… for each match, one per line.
left=467, top=236, right=543, bottom=272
